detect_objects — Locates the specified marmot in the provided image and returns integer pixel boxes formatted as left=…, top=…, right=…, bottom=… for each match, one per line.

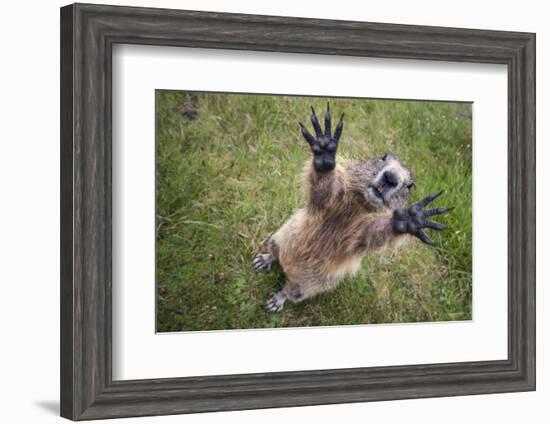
left=253, top=105, right=452, bottom=312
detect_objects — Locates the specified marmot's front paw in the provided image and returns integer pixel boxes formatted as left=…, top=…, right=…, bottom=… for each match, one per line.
left=299, top=105, right=344, bottom=172
left=393, top=191, right=453, bottom=245
left=263, top=291, right=287, bottom=313
left=252, top=253, right=274, bottom=271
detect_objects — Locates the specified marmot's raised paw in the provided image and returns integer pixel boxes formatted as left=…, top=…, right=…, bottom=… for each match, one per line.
left=392, top=191, right=453, bottom=245
left=263, top=291, right=287, bottom=313
left=252, top=253, right=274, bottom=271
left=299, top=104, right=344, bottom=172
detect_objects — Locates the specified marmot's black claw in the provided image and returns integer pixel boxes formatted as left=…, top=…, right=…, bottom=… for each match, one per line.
left=299, top=104, right=344, bottom=172
left=392, top=192, right=453, bottom=245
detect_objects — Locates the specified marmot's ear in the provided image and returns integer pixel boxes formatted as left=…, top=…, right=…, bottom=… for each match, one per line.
left=382, top=153, right=388, bottom=161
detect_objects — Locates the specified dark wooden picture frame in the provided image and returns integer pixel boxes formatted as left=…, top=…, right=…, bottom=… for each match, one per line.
left=60, top=3, right=535, bottom=420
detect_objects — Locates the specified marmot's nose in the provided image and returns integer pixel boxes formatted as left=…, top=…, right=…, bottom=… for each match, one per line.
left=383, top=170, right=399, bottom=188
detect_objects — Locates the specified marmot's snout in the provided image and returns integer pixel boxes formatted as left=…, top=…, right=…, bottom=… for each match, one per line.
left=383, top=170, right=400, bottom=187
left=369, top=170, right=402, bottom=204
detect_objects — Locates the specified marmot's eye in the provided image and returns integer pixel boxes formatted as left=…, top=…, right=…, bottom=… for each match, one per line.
left=407, top=182, right=415, bottom=190
left=381, top=153, right=388, bottom=161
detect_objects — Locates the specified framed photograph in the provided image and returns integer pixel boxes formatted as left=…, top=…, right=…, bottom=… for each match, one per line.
left=60, top=3, right=535, bottom=420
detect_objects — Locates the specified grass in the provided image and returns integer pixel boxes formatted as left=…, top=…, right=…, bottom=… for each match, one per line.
left=156, top=90, right=472, bottom=332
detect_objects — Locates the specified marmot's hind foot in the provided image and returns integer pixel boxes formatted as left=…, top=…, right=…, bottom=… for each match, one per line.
left=252, top=253, right=274, bottom=272
left=263, top=291, right=287, bottom=313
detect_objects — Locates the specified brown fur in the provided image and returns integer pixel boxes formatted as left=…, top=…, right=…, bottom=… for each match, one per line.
left=260, top=156, right=413, bottom=304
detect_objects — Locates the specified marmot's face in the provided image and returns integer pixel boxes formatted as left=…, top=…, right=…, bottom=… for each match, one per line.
left=355, top=153, right=415, bottom=211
